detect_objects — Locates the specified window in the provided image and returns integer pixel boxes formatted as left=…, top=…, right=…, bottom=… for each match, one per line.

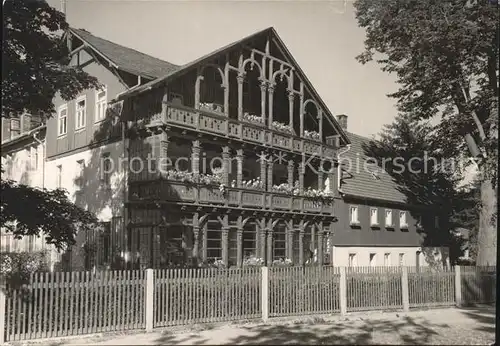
left=384, top=253, right=391, bottom=266
left=385, top=209, right=393, bottom=227
left=95, top=87, right=107, bottom=122
left=398, top=253, right=405, bottom=266
left=399, top=211, right=408, bottom=228
left=30, top=147, right=38, bottom=171
left=434, top=216, right=439, bottom=228
left=370, top=208, right=379, bottom=226
left=273, top=225, right=287, bottom=260
left=348, top=253, right=357, bottom=267
left=56, top=165, right=62, bottom=188
left=349, top=205, right=359, bottom=225
left=10, top=118, right=20, bottom=138
left=58, top=104, right=68, bottom=136
left=101, top=153, right=111, bottom=186
left=369, top=253, right=377, bottom=267
left=75, top=96, right=86, bottom=130
left=76, top=159, right=85, bottom=190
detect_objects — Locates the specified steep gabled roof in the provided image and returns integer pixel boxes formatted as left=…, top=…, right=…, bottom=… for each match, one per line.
left=111, top=27, right=350, bottom=144
left=340, top=132, right=407, bottom=204
left=69, top=28, right=180, bottom=79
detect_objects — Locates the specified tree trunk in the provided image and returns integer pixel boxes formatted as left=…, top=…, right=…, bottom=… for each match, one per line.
left=475, top=177, right=497, bottom=266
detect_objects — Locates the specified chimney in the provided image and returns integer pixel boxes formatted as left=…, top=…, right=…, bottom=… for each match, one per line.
left=60, top=0, right=66, bottom=14
left=336, top=114, right=348, bottom=131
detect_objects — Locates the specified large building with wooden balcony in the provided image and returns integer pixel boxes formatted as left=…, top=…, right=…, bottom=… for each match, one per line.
left=4, top=26, right=451, bottom=271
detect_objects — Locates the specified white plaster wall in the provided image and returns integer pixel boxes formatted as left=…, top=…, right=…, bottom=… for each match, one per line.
left=332, top=246, right=450, bottom=268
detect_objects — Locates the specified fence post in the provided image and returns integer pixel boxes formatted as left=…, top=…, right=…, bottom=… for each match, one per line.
left=145, top=269, right=154, bottom=332
left=401, top=266, right=409, bottom=312
left=339, top=267, right=347, bottom=315
left=455, top=266, right=462, bottom=307
left=261, top=266, right=269, bottom=322
left=0, top=279, right=5, bottom=345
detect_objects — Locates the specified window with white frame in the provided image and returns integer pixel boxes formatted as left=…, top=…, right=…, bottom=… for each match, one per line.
left=398, top=253, right=405, bottom=266
left=384, top=253, right=391, bottom=266
left=369, top=253, right=377, bottom=267
left=348, top=253, right=357, bottom=267
left=399, top=211, right=408, bottom=228
left=95, top=87, right=107, bottom=122
left=385, top=209, right=393, bottom=227
left=75, top=96, right=86, bottom=130
left=349, top=205, right=359, bottom=225
left=370, top=208, right=379, bottom=226
left=58, top=104, right=68, bottom=136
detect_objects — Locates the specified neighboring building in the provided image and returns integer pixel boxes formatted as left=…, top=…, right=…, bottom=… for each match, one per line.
left=2, top=26, right=450, bottom=270
left=331, top=130, right=450, bottom=268
left=0, top=117, right=55, bottom=261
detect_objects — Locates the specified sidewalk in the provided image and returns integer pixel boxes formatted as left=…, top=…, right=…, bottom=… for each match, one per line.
left=36, top=306, right=496, bottom=345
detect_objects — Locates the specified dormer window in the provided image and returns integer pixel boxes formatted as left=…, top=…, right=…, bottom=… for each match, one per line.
left=399, top=211, right=408, bottom=229
left=349, top=205, right=359, bottom=225
left=385, top=209, right=393, bottom=227
left=370, top=208, right=379, bottom=226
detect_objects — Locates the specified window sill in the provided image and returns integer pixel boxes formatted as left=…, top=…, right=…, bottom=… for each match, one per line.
left=75, top=127, right=86, bottom=133
left=349, top=222, right=361, bottom=229
left=57, top=134, right=67, bottom=138
left=386, top=224, right=395, bottom=230
left=370, top=223, right=380, bottom=229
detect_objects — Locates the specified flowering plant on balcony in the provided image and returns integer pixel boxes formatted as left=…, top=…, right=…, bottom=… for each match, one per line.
left=303, top=130, right=321, bottom=141
left=243, top=112, right=265, bottom=125
left=199, top=102, right=223, bottom=113
left=303, top=187, right=334, bottom=203
left=272, top=181, right=300, bottom=195
left=164, top=170, right=196, bottom=183
left=271, top=121, right=293, bottom=135
left=242, top=255, right=265, bottom=267
left=242, top=178, right=264, bottom=189
left=272, top=258, right=293, bottom=267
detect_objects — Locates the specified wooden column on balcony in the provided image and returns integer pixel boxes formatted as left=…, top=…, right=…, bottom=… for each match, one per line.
left=260, top=151, right=267, bottom=189
left=192, top=213, right=200, bottom=263
left=224, top=58, right=230, bottom=117
left=288, top=90, right=294, bottom=131
left=222, top=146, right=230, bottom=185
left=299, top=155, right=305, bottom=193
left=237, top=73, right=244, bottom=121
left=268, top=83, right=275, bottom=129
left=318, top=110, right=323, bottom=141
left=299, top=82, right=304, bottom=137
left=236, top=221, right=243, bottom=268
left=266, top=220, right=273, bottom=266
left=159, top=130, right=169, bottom=177
left=260, top=79, right=267, bottom=123
left=317, top=222, right=324, bottom=265
left=298, top=221, right=305, bottom=266
left=318, top=160, right=324, bottom=191
left=333, top=162, right=340, bottom=197
left=267, top=158, right=274, bottom=192
left=328, top=163, right=336, bottom=196
left=202, top=222, right=208, bottom=262
left=236, top=149, right=244, bottom=188
left=286, top=221, right=293, bottom=260
left=260, top=218, right=267, bottom=261
left=221, top=214, right=229, bottom=265
left=192, top=140, right=200, bottom=179
left=195, top=67, right=203, bottom=109
left=287, top=160, right=294, bottom=186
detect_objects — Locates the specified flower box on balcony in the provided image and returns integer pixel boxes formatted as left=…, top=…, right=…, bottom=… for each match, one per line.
left=303, top=130, right=321, bottom=141
left=242, top=112, right=265, bottom=126
left=199, top=102, right=224, bottom=114
left=271, top=121, right=293, bottom=135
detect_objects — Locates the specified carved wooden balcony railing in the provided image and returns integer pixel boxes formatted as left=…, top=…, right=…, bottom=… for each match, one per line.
left=129, top=180, right=334, bottom=214
left=149, top=104, right=338, bottom=159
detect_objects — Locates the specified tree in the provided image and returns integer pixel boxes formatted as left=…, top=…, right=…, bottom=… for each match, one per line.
left=2, top=0, right=101, bottom=118
left=354, top=0, right=498, bottom=265
left=1, top=0, right=101, bottom=249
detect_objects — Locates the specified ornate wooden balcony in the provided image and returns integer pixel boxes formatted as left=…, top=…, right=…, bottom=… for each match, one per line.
left=150, top=104, right=338, bottom=159
left=129, top=180, right=335, bottom=215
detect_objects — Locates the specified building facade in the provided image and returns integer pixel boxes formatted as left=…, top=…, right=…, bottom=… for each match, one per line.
left=1, top=27, right=450, bottom=270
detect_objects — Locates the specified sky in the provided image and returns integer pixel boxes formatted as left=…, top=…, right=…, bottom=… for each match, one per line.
left=48, top=0, right=401, bottom=138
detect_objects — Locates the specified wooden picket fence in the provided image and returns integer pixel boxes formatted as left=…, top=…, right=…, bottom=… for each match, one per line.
left=0, top=266, right=496, bottom=343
